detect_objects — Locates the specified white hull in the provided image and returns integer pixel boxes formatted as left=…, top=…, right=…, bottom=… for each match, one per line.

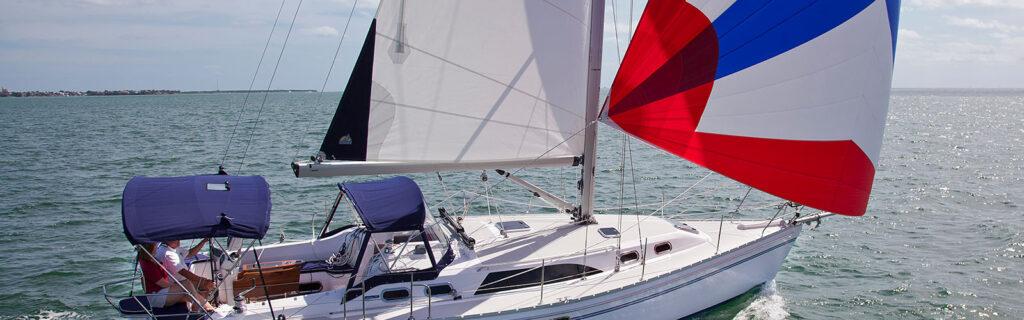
left=199, top=215, right=801, bottom=320
left=471, top=224, right=799, bottom=320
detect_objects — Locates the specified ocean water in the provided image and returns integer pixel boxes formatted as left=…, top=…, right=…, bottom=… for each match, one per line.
left=0, top=90, right=1021, bottom=319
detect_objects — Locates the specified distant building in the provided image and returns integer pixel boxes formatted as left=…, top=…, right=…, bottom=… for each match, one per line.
left=0, top=87, right=9, bottom=97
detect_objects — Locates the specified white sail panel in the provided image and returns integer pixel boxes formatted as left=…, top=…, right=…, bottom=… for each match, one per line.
left=366, top=0, right=592, bottom=163
left=694, top=0, right=894, bottom=164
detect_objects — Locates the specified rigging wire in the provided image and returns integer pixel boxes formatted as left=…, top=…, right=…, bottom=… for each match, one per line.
left=717, top=187, right=752, bottom=254
left=627, top=137, right=642, bottom=244
left=629, top=0, right=635, bottom=41
left=458, top=120, right=594, bottom=214
left=219, top=0, right=288, bottom=169
left=237, top=0, right=304, bottom=174
left=291, top=0, right=362, bottom=161
left=611, top=0, right=623, bottom=62
left=612, top=0, right=646, bottom=245
left=762, top=203, right=788, bottom=237
left=650, top=171, right=712, bottom=216
left=615, top=134, right=627, bottom=266
left=611, top=0, right=627, bottom=265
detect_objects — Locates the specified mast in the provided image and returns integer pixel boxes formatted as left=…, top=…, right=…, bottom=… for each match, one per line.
left=578, top=0, right=605, bottom=223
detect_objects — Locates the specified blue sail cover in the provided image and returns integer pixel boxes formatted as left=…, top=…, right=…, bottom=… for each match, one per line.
left=122, top=175, right=272, bottom=244
left=341, top=176, right=425, bottom=232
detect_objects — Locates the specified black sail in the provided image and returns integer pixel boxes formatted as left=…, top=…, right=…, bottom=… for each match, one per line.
left=319, top=20, right=376, bottom=161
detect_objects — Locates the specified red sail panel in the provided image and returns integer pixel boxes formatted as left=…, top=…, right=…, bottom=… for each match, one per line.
left=607, top=0, right=884, bottom=216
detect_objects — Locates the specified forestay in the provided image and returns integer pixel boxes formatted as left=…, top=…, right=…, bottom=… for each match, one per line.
left=604, top=0, right=901, bottom=216
left=302, top=1, right=595, bottom=177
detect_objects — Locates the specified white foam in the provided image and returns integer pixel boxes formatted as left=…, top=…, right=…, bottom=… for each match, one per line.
left=734, top=280, right=790, bottom=320
left=21, top=310, right=88, bottom=320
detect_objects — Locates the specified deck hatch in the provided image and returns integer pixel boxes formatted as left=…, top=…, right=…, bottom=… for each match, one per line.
left=495, top=220, right=530, bottom=232
left=598, top=227, right=620, bottom=238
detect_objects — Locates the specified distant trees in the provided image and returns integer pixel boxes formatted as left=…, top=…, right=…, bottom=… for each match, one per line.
left=0, top=89, right=181, bottom=97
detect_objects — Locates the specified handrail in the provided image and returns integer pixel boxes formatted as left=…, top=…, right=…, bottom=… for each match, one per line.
left=408, top=283, right=433, bottom=320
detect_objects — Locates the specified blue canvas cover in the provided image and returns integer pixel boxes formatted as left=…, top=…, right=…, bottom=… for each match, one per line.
left=122, top=175, right=271, bottom=244
left=340, top=176, right=425, bottom=232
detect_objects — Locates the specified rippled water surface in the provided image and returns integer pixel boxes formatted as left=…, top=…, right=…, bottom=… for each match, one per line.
left=0, top=89, right=1022, bottom=319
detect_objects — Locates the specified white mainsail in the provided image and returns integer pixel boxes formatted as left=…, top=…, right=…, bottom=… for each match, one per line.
left=296, top=1, right=597, bottom=177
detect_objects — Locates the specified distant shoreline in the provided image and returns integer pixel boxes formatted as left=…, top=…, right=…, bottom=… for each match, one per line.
left=0, top=89, right=317, bottom=98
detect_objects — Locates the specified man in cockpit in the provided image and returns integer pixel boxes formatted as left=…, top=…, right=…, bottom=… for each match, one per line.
left=158, top=238, right=216, bottom=310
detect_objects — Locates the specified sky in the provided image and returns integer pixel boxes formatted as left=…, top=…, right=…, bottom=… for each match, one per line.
left=1, top=0, right=1022, bottom=91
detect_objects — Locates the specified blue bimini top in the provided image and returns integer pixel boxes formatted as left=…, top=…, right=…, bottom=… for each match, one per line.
left=340, top=176, right=425, bottom=232
left=121, top=175, right=272, bottom=244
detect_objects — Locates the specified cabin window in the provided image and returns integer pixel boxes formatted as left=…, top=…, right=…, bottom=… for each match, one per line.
left=425, top=284, right=453, bottom=296
left=654, top=242, right=672, bottom=255
left=476, top=264, right=601, bottom=295
left=619, top=251, right=640, bottom=264
left=381, top=288, right=410, bottom=301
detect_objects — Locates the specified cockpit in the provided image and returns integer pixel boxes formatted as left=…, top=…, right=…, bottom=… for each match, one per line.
left=106, top=175, right=466, bottom=318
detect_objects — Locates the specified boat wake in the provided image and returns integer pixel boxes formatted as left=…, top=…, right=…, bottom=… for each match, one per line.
left=734, top=280, right=790, bottom=320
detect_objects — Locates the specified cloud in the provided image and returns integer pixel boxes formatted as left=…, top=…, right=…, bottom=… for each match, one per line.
left=328, top=0, right=380, bottom=11
left=899, top=28, right=922, bottom=40
left=944, top=16, right=1022, bottom=33
left=75, top=0, right=156, bottom=6
left=897, top=31, right=1024, bottom=64
left=303, top=25, right=339, bottom=37
left=908, top=0, right=1024, bottom=9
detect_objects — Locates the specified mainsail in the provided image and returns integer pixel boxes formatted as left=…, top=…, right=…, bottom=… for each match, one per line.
left=605, top=0, right=901, bottom=216
left=300, top=1, right=598, bottom=177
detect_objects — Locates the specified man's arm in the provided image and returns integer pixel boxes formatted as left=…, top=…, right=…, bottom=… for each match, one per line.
left=187, top=238, right=210, bottom=258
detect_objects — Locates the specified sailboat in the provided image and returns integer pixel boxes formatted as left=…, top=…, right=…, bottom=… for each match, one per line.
left=105, top=0, right=901, bottom=319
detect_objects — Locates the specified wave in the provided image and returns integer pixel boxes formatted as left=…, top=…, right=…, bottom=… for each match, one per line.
left=734, top=280, right=790, bottom=320
left=12, top=310, right=89, bottom=320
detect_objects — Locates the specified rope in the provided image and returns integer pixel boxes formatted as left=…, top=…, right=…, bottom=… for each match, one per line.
left=237, top=0, right=304, bottom=174
left=219, top=0, right=288, bottom=168
left=291, top=0, right=362, bottom=161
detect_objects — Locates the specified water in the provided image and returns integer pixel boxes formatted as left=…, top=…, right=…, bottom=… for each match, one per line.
left=0, top=90, right=1021, bottom=319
